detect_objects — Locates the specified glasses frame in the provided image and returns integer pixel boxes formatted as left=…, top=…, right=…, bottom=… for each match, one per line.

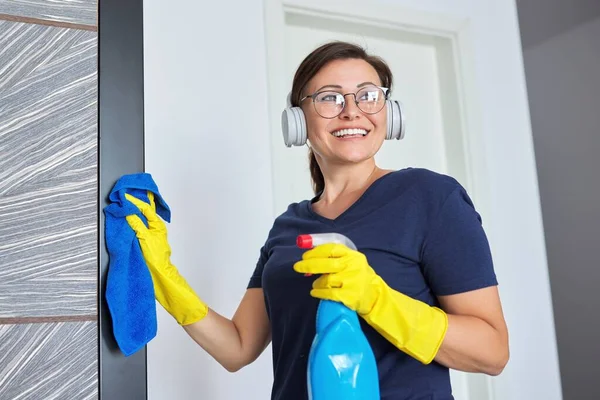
left=299, top=85, right=390, bottom=119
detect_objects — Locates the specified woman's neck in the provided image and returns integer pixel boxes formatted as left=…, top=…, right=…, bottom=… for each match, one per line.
left=317, top=161, right=384, bottom=205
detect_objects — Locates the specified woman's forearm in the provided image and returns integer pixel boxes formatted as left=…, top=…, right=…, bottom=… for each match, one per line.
left=434, top=313, right=509, bottom=375
left=181, top=289, right=271, bottom=373
left=182, top=309, right=248, bottom=372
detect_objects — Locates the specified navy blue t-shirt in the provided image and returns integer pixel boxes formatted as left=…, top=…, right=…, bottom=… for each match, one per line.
left=248, top=168, right=498, bottom=400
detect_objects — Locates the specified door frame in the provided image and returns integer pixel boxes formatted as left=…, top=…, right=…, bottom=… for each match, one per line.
left=98, top=0, right=147, bottom=398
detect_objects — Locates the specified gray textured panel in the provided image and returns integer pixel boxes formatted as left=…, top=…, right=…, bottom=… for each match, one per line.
left=0, top=21, right=98, bottom=317
left=0, top=0, right=97, bottom=27
left=0, top=321, right=98, bottom=400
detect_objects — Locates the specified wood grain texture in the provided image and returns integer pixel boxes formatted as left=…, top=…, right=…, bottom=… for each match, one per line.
left=0, top=20, right=98, bottom=318
left=0, top=0, right=97, bottom=27
left=0, top=321, right=98, bottom=400
left=0, top=315, right=96, bottom=325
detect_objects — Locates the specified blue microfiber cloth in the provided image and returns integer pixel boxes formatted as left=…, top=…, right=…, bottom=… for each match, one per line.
left=103, top=173, right=171, bottom=356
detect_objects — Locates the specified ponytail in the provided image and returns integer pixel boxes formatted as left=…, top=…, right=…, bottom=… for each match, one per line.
left=308, top=148, right=325, bottom=195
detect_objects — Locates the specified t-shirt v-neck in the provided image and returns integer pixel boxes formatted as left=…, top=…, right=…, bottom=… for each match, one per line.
left=304, top=170, right=398, bottom=226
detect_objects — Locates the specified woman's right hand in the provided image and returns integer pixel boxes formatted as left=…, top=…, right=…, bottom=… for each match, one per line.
left=125, top=191, right=208, bottom=325
left=125, top=191, right=271, bottom=372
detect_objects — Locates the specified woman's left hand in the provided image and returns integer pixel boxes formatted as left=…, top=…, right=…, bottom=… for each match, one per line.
left=292, top=243, right=381, bottom=315
left=294, top=242, right=448, bottom=365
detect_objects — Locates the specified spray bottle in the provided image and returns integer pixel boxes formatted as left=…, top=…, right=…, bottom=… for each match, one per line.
left=297, top=233, right=380, bottom=400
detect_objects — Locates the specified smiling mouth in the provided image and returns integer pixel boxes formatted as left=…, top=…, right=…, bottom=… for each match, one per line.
left=331, top=128, right=369, bottom=138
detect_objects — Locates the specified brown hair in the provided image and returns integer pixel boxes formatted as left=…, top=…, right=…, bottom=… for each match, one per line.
left=289, top=41, right=393, bottom=195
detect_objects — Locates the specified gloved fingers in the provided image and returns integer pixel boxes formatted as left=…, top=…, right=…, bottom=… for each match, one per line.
left=300, top=243, right=353, bottom=260
left=295, top=249, right=368, bottom=276
left=312, top=273, right=343, bottom=289
left=147, top=191, right=157, bottom=211
left=293, top=256, right=344, bottom=275
left=124, top=193, right=165, bottom=231
left=125, top=214, right=148, bottom=236
left=143, top=192, right=168, bottom=232
left=124, top=193, right=148, bottom=211
left=310, top=287, right=345, bottom=303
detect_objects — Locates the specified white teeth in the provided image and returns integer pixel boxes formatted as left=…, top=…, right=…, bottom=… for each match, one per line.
left=332, top=128, right=368, bottom=137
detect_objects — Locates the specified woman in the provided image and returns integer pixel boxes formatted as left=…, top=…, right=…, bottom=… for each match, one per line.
left=125, top=41, right=509, bottom=399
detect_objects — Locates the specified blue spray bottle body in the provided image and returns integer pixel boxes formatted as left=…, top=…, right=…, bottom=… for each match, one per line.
left=297, top=233, right=380, bottom=400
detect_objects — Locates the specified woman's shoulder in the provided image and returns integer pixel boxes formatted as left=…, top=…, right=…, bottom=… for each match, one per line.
left=258, top=200, right=310, bottom=248
left=387, top=167, right=462, bottom=196
left=272, top=199, right=312, bottom=224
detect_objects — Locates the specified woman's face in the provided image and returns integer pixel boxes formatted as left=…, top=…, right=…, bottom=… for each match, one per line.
left=301, top=58, right=387, bottom=167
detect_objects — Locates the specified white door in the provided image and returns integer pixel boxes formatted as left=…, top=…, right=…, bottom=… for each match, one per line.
left=264, top=1, right=562, bottom=400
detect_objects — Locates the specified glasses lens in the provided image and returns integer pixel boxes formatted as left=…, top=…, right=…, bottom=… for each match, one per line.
left=356, top=86, right=386, bottom=114
left=314, top=91, right=344, bottom=118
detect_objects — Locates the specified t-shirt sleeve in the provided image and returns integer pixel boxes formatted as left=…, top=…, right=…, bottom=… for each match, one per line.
left=420, top=185, right=498, bottom=296
left=247, top=245, right=268, bottom=289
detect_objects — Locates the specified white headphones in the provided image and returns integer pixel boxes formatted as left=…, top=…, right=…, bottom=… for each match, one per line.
left=281, top=93, right=406, bottom=147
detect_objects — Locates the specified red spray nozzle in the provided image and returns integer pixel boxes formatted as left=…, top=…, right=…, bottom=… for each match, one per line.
left=297, top=234, right=314, bottom=249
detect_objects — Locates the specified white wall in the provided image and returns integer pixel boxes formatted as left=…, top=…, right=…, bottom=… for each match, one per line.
left=143, top=1, right=274, bottom=399
left=143, top=1, right=561, bottom=399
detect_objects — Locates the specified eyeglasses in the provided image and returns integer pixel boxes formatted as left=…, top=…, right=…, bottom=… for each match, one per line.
left=300, top=85, right=389, bottom=119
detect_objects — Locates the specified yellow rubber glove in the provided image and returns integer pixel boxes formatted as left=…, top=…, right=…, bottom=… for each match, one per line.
left=124, top=192, right=208, bottom=325
left=293, top=243, right=448, bottom=364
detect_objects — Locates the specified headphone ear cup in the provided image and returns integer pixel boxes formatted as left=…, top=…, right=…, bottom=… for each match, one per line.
left=386, top=100, right=406, bottom=140
left=281, top=107, right=307, bottom=147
